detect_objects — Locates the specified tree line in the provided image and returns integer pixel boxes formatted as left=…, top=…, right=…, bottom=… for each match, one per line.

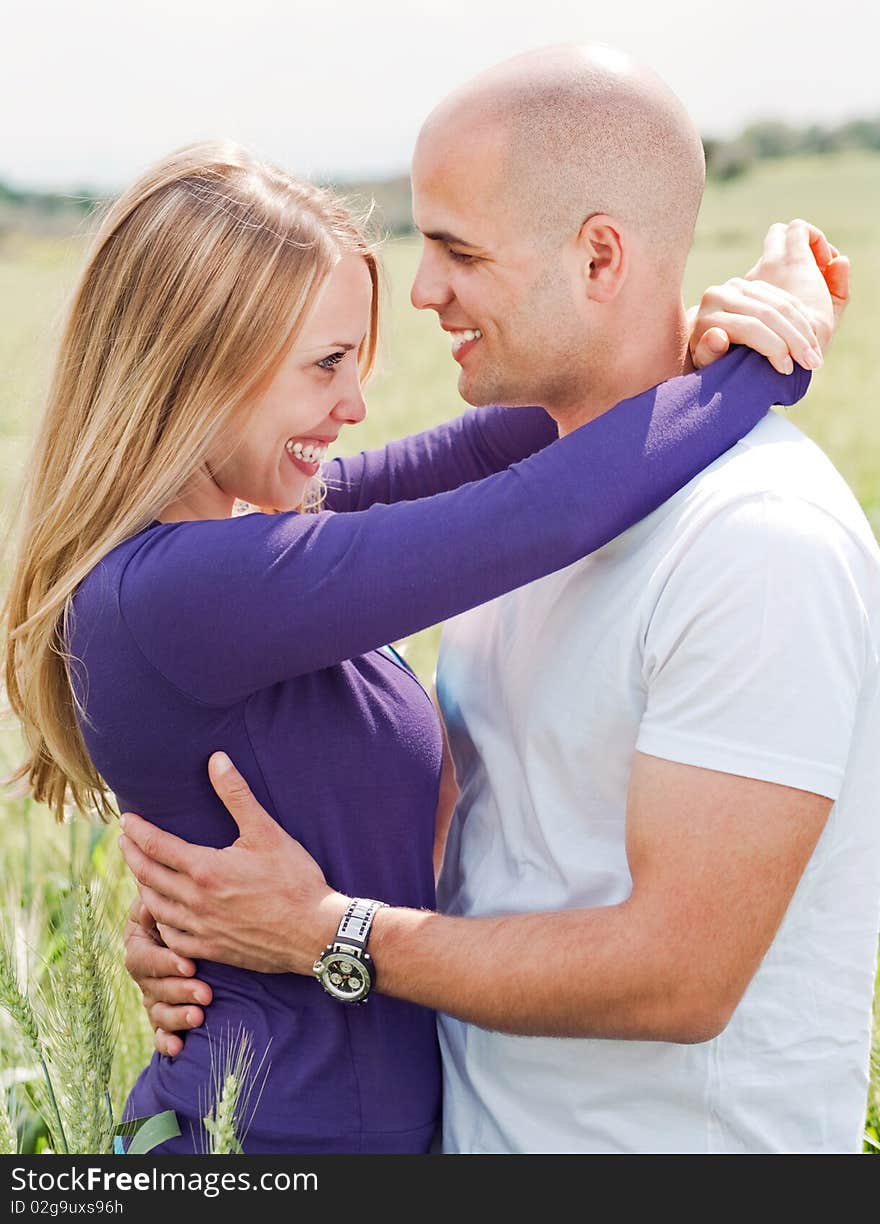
left=703, top=115, right=880, bottom=180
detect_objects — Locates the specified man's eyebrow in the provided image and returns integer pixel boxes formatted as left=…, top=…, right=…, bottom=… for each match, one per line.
left=422, top=230, right=481, bottom=249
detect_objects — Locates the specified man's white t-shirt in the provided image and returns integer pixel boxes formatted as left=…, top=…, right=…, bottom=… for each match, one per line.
left=435, top=411, right=880, bottom=1154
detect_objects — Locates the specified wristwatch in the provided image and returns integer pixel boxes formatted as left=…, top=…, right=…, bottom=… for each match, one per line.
left=312, top=898, right=387, bottom=1005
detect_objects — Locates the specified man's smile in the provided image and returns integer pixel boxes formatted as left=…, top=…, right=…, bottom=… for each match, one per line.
left=447, top=328, right=483, bottom=360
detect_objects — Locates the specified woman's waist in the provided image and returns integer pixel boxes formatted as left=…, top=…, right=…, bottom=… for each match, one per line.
left=137, top=983, right=441, bottom=1133
left=186, top=962, right=439, bottom=1036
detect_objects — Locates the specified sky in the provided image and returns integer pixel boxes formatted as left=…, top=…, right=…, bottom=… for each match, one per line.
left=3, top=0, right=878, bottom=192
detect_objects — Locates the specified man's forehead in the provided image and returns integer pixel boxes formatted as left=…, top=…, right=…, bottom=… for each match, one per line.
left=411, top=177, right=481, bottom=238
left=411, top=126, right=513, bottom=247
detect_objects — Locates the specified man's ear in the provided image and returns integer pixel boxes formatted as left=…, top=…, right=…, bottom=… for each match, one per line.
left=577, top=214, right=627, bottom=303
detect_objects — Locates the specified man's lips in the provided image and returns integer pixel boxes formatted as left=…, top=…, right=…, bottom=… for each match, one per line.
left=452, top=336, right=481, bottom=364
left=442, top=326, right=483, bottom=364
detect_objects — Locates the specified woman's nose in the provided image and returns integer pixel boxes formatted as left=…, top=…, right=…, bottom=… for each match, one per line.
left=332, top=374, right=367, bottom=425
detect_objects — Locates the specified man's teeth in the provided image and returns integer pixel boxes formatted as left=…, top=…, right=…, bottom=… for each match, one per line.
left=285, top=440, right=328, bottom=464
left=450, top=328, right=482, bottom=352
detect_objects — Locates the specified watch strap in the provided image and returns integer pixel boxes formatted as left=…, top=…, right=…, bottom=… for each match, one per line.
left=333, top=897, right=387, bottom=953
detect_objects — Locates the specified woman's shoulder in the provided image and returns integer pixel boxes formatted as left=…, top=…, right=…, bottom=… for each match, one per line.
left=83, top=508, right=291, bottom=585
left=70, top=522, right=164, bottom=627
left=76, top=509, right=312, bottom=626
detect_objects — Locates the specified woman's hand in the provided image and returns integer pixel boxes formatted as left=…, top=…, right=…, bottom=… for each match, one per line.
left=117, top=752, right=350, bottom=976
left=123, top=895, right=212, bottom=1057
left=689, top=218, right=850, bottom=373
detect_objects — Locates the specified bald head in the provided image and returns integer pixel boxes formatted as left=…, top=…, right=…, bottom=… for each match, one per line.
left=417, top=43, right=706, bottom=274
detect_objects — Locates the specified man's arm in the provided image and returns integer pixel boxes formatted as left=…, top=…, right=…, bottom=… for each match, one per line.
left=364, top=758, right=832, bottom=1038
left=118, top=753, right=830, bottom=1040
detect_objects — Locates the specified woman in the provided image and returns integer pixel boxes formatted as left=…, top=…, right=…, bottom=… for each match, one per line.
left=2, top=140, right=820, bottom=1153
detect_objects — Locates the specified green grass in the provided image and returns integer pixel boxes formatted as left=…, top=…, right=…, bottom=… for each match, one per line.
left=0, top=151, right=878, bottom=1151
left=686, top=152, right=880, bottom=531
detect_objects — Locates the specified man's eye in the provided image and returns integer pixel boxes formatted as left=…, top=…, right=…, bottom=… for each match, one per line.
left=317, top=351, right=345, bottom=370
left=447, top=249, right=474, bottom=264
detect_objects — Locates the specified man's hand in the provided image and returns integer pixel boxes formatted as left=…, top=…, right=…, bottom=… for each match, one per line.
left=118, top=752, right=349, bottom=976
left=123, top=896, right=212, bottom=1057
left=689, top=218, right=850, bottom=372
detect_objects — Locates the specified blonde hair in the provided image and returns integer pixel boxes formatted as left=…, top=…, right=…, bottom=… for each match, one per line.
left=1, top=140, right=381, bottom=823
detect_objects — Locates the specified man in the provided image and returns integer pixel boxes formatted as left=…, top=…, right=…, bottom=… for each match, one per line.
left=119, top=45, right=878, bottom=1153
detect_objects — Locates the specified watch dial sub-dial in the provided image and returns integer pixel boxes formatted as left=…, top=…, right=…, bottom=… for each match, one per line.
left=328, top=955, right=367, bottom=997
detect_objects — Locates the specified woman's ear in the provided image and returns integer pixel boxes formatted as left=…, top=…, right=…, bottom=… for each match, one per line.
left=577, top=214, right=627, bottom=303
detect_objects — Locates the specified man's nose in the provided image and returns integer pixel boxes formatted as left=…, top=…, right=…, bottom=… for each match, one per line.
left=410, top=251, right=453, bottom=312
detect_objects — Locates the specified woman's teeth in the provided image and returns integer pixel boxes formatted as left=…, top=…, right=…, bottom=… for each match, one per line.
left=285, top=440, right=328, bottom=464
left=450, top=328, right=482, bottom=352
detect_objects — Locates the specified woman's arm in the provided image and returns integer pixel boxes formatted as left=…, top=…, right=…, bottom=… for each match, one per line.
left=322, top=404, right=557, bottom=512
left=120, top=348, right=808, bottom=707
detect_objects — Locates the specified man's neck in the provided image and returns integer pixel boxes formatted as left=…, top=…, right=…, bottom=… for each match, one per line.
left=554, top=307, right=691, bottom=438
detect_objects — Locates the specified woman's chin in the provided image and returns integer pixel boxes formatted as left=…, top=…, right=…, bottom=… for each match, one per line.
left=232, top=472, right=314, bottom=515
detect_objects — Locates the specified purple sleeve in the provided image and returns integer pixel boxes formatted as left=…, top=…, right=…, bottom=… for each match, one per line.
left=120, top=348, right=809, bottom=705
left=322, top=404, right=558, bottom=510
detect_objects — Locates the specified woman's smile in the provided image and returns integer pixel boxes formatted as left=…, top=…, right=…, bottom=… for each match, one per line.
left=285, top=437, right=331, bottom=475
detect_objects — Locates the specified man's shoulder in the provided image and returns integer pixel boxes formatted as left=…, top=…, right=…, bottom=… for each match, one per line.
left=678, top=413, right=879, bottom=562
left=636, top=414, right=880, bottom=643
left=693, top=412, right=845, bottom=506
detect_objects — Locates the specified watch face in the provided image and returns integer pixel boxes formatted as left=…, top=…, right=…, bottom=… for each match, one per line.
left=315, top=950, right=372, bottom=1003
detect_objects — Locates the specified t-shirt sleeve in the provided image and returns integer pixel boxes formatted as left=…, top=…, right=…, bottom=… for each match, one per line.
left=323, top=404, right=558, bottom=511
left=636, top=495, right=873, bottom=799
left=119, top=348, right=809, bottom=707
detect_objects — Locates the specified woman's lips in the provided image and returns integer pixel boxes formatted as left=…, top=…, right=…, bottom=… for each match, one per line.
left=286, top=450, right=321, bottom=476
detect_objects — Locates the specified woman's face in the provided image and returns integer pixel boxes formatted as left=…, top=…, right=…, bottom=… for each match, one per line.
left=209, top=253, right=373, bottom=513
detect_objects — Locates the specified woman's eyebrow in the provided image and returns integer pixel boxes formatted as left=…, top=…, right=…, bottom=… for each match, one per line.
left=300, top=341, right=359, bottom=352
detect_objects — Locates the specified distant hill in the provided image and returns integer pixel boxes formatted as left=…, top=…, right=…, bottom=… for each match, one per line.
left=0, top=180, right=104, bottom=237
left=0, top=172, right=415, bottom=241
left=320, top=173, right=413, bottom=238
left=2, top=115, right=877, bottom=238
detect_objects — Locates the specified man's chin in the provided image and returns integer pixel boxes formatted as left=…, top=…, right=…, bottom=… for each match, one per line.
left=458, top=373, right=517, bottom=409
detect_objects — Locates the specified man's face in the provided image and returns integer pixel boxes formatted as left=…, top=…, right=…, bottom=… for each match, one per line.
left=409, top=124, right=589, bottom=413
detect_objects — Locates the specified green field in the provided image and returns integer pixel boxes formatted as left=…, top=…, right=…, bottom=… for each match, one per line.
left=0, top=151, right=878, bottom=1152
left=5, top=152, right=876, bottom=681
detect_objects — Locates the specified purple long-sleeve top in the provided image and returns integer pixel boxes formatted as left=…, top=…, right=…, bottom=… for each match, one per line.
left=68, top=349, right=807, bottom=1153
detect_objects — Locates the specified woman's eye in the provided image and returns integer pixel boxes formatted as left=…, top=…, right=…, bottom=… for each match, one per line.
left=317, top=351, right=346, bottom=371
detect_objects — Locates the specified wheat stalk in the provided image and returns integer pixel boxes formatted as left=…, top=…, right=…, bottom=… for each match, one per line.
left=0, top=937, right=42, bottom=1054
left=200, top=1024, right=271, bottom=1155
left=43, top=880, right=118, bottom=1153
left=203, top=1069, right=245, bottom=1155
left=0, top=926, right=68, bottom=1153
left=0, top=1088, right=17, bottom=1154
